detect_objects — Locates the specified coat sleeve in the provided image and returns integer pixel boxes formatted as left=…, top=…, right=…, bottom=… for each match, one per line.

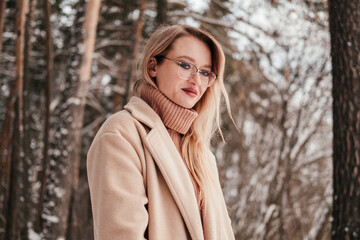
left=87, top=132, right=148, bottom=240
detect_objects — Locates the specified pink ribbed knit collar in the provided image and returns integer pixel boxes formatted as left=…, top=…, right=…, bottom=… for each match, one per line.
left=140, top=84, right=198, bottom=135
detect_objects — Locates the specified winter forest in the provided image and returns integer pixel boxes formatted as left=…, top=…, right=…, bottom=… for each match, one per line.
left=0, top=0, right=359, bottom=239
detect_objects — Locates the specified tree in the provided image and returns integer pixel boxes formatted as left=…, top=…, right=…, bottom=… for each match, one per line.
left=329, top=0, right=360, bottom=238
left=121, top=0, right=147, bottom=108
left=155, top=0, right=167, bottom=27
left=35, top=0, right=53, bottom=232
left=40, top=1, right=86, bottom=237
left=4, top=0, right=29, bottom=239
left=66, top=0, right=102, bottom=238
left=0, top=0, right=6, bottom=58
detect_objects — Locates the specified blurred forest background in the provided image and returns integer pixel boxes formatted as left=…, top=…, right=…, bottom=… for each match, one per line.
left=0, top=0, right=342, bottom=239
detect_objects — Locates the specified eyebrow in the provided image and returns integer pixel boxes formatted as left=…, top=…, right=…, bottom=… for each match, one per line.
left=176, top=55, right=212, bottom=69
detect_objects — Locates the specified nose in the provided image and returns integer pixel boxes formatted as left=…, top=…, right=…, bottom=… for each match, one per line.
left=188, top=72, right=202, bottom=86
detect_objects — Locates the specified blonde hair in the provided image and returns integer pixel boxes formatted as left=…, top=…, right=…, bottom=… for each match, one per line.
left=134, top=25, right=232, bottom=209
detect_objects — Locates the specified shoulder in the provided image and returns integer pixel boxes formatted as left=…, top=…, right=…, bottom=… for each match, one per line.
left=96, top=110, right=140, bottom=138
left=96, top=96, right=158, bottom=138
left=87, top=109, right=147, bottom=171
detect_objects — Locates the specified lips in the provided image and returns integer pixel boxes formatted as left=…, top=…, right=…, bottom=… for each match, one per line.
left=182, top=88, right=198, bottom=96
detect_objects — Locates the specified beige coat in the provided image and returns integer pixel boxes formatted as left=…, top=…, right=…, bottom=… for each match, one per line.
left=87, top=96, right=235, bottom=240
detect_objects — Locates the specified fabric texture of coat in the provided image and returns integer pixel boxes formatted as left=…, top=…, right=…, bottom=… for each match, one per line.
left=87, top=96, right=235, bottom=240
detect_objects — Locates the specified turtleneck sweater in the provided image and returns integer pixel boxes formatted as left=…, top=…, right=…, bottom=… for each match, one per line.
left=140, top=84, right=198, bottom=153
left=139, top=84, right=203, bottom=216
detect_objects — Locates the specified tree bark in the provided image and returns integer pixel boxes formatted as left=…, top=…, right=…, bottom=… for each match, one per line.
left=5, top=0, right=29, bottom=239
left=72, top=0, right=102, bottom=191
left=155, top=0, right=167, bottom=26
left=329, top=0, right=360, bottom=239
left=0, top=87, right=15, bottom=240
left=21, top=0, right=37, bottom=237
left=40, top=1, right=85, bottom=238
left=67, top=0, right=101, bottom=238
left=0, top=0, right=6, bottom=58
left=121, top=0, right=147, bottom=108
left=35, top=0, right=53, bottom=232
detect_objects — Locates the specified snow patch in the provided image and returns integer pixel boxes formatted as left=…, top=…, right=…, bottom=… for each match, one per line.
left=67, top=97, right=81, bottom=105
left=54, top=187, right=65, bottom=198
left=41, top=214, right=59, bottom=223
left=28, top=229, right=42, bottom=240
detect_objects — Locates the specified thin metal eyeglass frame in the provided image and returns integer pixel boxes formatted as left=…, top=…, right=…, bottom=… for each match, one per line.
left=159, top=56, right=217, bottom=87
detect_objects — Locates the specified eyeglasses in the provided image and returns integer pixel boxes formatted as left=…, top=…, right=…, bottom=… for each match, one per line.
left=159, top=56, right=217, bottom=87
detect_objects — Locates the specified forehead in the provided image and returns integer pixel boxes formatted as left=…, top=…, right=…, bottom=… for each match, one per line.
left=169, top=35, right=212, bottom=65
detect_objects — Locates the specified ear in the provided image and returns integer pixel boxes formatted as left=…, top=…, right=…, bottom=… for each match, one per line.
left=148, top=57, right=157, bottom=78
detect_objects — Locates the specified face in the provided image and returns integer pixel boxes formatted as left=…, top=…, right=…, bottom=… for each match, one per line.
left=148, top=35, right=212, bottom=109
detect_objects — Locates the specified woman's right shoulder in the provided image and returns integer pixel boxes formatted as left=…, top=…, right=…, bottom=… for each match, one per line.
left=95, top=109, right=140, bottom=138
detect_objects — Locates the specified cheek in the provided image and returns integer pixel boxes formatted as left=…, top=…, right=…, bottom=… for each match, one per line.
left=157, top=68, right=179, bottom=87
left=156, top=73, right=177, bottom=94
left=199, top=86, right=207, bottom=98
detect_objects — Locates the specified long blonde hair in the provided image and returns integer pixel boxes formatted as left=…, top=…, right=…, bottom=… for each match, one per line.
left=134, top=25, right=232, bottom=209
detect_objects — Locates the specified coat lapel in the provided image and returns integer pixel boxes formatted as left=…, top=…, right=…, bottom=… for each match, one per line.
left=125, top=97, right=204, bottom=240
left=144, top=128, right=204, bottom=240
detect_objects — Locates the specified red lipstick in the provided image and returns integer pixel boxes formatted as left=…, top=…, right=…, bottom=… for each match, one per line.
left=182, top=88, right=198, bottom=97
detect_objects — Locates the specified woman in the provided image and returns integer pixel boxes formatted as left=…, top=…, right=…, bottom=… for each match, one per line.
left=87, top=25, right=235, bottom=240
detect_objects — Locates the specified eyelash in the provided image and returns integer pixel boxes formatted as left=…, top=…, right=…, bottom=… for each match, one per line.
left=179, top=62, right=191, bottom=69
left=178, top=61, right=211, bottom=76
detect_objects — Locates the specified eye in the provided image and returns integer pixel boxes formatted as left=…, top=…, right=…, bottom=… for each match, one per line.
left=200, top=70, right=211, bottom=77
left=179, top=61, right=191, bottom=70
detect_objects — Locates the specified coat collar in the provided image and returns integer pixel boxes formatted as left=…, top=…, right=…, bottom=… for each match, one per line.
left=125, top=96, right=204, bottom=240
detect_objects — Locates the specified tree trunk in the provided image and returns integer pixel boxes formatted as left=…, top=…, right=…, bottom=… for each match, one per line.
left=0, top=0, right=6, bottom=58
left=72, top=0, right=102, bottom=192
left=67, top=0, right=101, bottom=238
left=329, top=0, right=360, bottom=239
left=35, top=0, right=53, bottom=232
left=0, top=88, right=15, bottom=240
left=121, top=0, right=147, bottom=108
left=21, top=0, right=37, bottom=237
left=155, top=0, right=167, bottom=27
left=40, top=1, right=85, bottom=237
left=5, top=0, right=29, bottom=239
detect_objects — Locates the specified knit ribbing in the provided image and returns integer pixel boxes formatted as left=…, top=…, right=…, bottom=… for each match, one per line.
left=140, top=84, right=198, bottom=135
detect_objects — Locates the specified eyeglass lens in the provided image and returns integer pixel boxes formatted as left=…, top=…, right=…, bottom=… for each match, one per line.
left=177, top=62, right=216, bottom=87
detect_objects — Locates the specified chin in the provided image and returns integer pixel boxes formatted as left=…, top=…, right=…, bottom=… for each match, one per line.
left=182, top=102, right=196, bottom=109
left=175, top=100, right=193, bottom=109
